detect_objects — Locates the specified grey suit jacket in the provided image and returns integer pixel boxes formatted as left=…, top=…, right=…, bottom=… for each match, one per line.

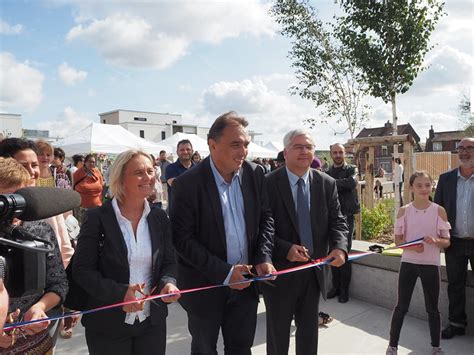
left=265, top=167, right=349, bottom=298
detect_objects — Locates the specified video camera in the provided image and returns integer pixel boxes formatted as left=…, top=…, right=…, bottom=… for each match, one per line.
left=0, top=187, right=80, bottom=297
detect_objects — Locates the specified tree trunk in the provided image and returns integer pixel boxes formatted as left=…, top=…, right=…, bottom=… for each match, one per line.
left=391, top=92, right=401, bottom=219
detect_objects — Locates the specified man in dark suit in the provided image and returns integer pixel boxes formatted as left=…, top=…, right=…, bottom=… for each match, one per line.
left=435, top=137, right=474, bottom=339
left=326, top=143, right=360, bottom=303
left=171, top=111, right=276, bottom=355
left=262, top=129, right=349, bottom=355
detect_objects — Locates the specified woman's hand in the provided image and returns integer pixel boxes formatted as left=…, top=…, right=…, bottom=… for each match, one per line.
left=424, top=235, right=437, bottom=245
left=122, top=284, right=145, bottom=313
left=23, top=304, right=50, bottom=335
left=410, top=244, right=425, bottom=253
left=159, top=283, right=181, bottom=304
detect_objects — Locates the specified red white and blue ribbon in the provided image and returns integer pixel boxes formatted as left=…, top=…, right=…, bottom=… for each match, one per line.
left=3, top=237, right=424, bottom=332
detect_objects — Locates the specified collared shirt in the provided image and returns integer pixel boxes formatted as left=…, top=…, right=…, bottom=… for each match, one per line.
left=210, top=157, right=248, bottom=284
left=165, top=159, right=195, bottom=181
left=112, top=198, right=153, bottom=325
left=165, top=159, right=195, bottom=210
left=455, top=170, right=474, bottom=238
left=286, top=167, right=311, bottom=210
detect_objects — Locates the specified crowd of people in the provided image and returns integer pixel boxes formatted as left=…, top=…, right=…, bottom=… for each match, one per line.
left=0, top=112, right=472, bottom=355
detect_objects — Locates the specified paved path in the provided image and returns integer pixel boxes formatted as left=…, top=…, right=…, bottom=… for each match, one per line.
left=56, top=297, right=474, bottom=354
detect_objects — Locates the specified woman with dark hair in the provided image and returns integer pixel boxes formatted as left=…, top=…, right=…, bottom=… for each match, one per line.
left=0, top=137, right=40, bottom=183
left=73, top=154, right=104, bottom=224
left=73, top=149, right=179, bottom=355
left=70, top=154, right=84, bottom=175
left=0, top=138, right=74, bottom=266
left=0, top=157, right=68, bottom=354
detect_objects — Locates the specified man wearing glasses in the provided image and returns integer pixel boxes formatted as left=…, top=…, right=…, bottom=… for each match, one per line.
left=261, top=129, right=348, bottom=355
left=435, top=137, right=474, bottom=339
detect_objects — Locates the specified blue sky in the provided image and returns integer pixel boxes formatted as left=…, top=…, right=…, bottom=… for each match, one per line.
left=1, top=0, right=472, bottom=149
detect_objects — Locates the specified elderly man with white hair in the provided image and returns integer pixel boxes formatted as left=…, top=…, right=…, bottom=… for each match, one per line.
left=261, top=129, right=349, bottom=355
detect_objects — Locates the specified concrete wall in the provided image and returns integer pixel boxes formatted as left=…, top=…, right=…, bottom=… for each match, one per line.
left=350, top=240, right=474, bottom=335
left=0, top=113, right=22, bottom=138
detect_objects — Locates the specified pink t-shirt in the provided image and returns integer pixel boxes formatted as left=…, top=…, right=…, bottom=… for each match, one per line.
left=394, top=202, right=451, bottom=266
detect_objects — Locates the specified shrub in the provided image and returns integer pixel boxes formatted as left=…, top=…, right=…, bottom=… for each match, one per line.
left=361, top=199, right=394, bottom=240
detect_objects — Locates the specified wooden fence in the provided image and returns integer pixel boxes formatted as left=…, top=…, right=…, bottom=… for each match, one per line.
left=414, top=152, right=459, bottom=180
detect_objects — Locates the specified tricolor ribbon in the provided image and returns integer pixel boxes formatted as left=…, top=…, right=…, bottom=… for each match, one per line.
left=3, top=237, right=424, bottom=332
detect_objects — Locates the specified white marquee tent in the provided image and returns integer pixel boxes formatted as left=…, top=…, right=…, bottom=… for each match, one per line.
left=55, top=123, right=171, bottom=156
left=264, top=141, right=284, bottom=154
left=160, top=132, right=210, bottom=156
left=160, top=132, right=276, bottom=159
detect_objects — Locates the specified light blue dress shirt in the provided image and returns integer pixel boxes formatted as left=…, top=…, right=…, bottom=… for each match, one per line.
left=210, top=157, right=248, bottom=284
left=455, top=170, right=474, bottom=238
left=286, top=167, right=311, bottom=210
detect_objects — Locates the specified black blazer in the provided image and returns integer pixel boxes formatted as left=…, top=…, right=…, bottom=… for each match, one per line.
left=266, top=167, right=348, bottom=297
left=434, top=168, right=458, bottom=237
left=73, top=200, right=177, bottom=331
left=171, top=157, right=274, bottom=314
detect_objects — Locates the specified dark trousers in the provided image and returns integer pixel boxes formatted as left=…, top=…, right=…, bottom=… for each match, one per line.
left=187, top=288, right=257, bottom=355
left=262, top=269, right=320, bottom=355
left=331, top=214, right=354, bottom=291
left=445, top=237, right=474, bottom=327
left=85, top=317, right=166, bottom=355
left=389, top=262, right=441, bottom=348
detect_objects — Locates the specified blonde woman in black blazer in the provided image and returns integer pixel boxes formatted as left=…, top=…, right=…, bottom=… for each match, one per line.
left=73, top=150, right=180, bottom=355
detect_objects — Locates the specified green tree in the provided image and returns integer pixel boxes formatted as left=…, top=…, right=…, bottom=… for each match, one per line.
left=337, top=0, right=445, bottom=136
left=337, top=0, right=444, bottom=213
left=271, top=0, right=370, bottom=139
left=459, top=93, right=474, bottom=136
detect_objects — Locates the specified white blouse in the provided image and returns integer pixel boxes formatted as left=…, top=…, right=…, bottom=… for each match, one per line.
left=112, top=198, right=153, bottom=325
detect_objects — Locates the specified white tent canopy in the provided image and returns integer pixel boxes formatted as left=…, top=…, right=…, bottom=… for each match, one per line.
left=55, top=123, right=171, bottom=156
left=160, top=132, right=276, bottom=159
left=248, top=142, right=278, bottom=158
left=159, top=132, right=210, bottom=156
left=264, top=141, right=284, bottom=153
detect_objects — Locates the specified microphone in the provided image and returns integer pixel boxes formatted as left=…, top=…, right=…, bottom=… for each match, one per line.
left=0, top=187, right=81, bottom=222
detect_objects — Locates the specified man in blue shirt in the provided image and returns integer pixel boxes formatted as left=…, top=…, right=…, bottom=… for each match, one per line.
left=171, top=112, right=275, bottom=355
left=165, top=139, right=195, bottom=212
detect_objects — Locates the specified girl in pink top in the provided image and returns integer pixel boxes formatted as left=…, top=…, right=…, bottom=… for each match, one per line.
left=386, top=172, right=451, bottom=355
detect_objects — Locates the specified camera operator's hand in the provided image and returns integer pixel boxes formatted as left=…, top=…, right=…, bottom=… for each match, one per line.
left=0, top=279, right=8, bottom=332
left=23, top=304, right=50, bottom=335
left=0, top=309, right=19, bottom=348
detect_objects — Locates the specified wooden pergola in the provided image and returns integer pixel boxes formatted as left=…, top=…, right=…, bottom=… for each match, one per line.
left=346, top=134, right=417, bottom=240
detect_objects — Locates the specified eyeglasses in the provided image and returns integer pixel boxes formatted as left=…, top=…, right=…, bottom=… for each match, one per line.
left=456, top=147, right=474, bottom=153
left=290, top=144, right=315, bottom=152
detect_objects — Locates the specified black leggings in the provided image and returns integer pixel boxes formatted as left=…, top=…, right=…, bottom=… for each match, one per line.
left=389, top=262, right=441, bottom=348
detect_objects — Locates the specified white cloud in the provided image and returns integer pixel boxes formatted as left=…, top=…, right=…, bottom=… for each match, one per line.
left=0, top=52, right=44, bottom=112
left=67, top=14, right=189, bottom=69
left=0, top=20, right=23, bottom=35
left=58, top=62, right=88, bottom=85
left=64, top=1, right=275, bottom=69
left=366, top=101, right=463, bottom=143
left=36, top=106, right=95, bottom=138
left=200, top=75, right=347, bottom=148
left=410, top=45, right=474, bottom=96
